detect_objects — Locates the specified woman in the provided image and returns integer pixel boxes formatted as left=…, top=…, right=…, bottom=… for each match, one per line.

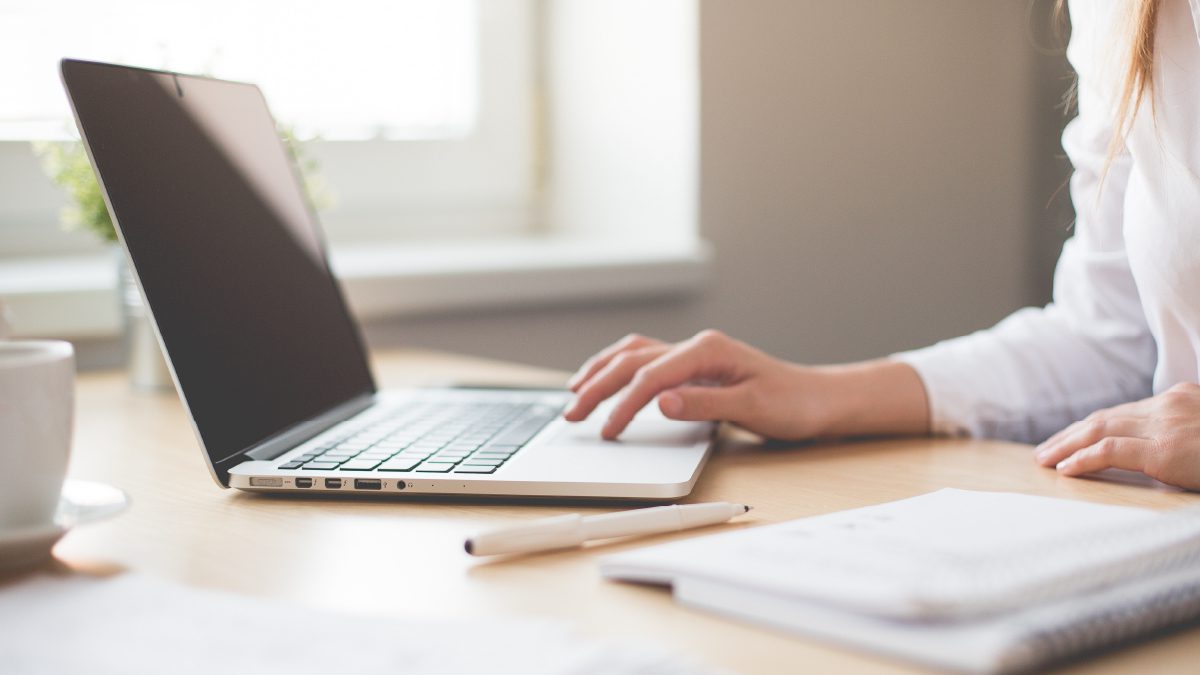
left=563, top=0, right=1200, bottom=490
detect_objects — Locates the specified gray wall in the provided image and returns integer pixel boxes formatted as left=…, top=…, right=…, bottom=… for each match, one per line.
left=362, top=1, right=1075, bottom=371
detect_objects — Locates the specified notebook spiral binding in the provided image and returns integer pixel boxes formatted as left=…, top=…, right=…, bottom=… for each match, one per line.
left=1001, top=564, right=1200, bottom=673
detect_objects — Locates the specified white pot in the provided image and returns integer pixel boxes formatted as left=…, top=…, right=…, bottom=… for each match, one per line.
left=115, top=249, right=173, bottom=392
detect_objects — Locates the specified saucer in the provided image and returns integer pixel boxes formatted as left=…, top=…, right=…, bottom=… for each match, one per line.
left=0, top=480, right=129, bottom=573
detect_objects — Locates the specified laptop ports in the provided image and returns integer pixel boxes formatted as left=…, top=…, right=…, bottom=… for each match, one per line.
left=294, top=477, right=313, bottom=489
left=324, top=478, right=343, bottom=489
left=354, top=479, right=382, bottom=490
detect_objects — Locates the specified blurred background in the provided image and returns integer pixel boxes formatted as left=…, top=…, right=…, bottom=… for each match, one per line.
left=0, top=0, right=1075, bottom=374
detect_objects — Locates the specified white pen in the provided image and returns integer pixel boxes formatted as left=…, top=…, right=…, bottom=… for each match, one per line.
left=465, top=502, right=752, bottom=556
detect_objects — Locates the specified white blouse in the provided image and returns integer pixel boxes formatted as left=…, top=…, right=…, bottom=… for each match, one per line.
left=895, top=0, right=1200, bottom=443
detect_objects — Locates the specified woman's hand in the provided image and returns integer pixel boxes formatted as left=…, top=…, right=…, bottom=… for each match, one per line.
left=1034, top=383, right=1200, bottom=490
left=563, top=330, right=822, bottom=440
left=562, top=330, right=931, bottom=441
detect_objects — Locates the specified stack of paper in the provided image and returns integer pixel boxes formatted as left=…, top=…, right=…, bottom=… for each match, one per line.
left=601, top=489, right=1200, bottom=674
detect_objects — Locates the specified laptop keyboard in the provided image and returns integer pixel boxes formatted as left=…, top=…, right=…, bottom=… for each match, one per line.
left=279, top=398, right=564, bottom=475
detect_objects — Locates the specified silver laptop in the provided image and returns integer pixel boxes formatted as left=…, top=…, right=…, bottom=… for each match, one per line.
left=61, top=59, right=713, bottom=501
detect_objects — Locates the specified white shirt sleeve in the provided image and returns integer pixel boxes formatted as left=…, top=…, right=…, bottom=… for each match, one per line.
left=891, top=0, right=1156, bottom=443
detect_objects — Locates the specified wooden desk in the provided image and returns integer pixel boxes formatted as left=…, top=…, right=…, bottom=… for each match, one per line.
left=49, top=350, right=1200, bottom=674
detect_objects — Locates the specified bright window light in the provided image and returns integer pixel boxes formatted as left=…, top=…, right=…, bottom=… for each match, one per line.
left=0, top=0, right=478, bottom=140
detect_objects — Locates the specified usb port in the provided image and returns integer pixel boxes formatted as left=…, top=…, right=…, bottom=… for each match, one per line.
left=324, top=478, right=343, bottom=489
left=250, top=477, right=283, bottom=487
left=354, top=479, right=382, bottom=490
left=295, top=477, right=313, bottom=489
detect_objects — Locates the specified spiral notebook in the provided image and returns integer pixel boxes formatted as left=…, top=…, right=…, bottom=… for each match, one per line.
left=600, top=489, right=1200, bottom=674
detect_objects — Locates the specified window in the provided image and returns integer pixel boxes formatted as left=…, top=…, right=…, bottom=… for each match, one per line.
left=0, top=0, right=535, bottom=255
left=0, top=0, right=706, bottom=340
left=0, top=0, right=478, bottom=141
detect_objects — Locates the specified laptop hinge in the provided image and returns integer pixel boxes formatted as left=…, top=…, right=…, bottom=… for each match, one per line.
left=242, top=393, right=377, bottom=462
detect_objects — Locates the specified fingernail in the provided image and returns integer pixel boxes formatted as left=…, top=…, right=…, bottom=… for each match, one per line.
left=563, top=399, right=579, bottom=419
left=601, top=418, right=618, bottom=439
left=1056, top=459, right=1071, bottom=471
left=659, top=391, right=683, bottom=417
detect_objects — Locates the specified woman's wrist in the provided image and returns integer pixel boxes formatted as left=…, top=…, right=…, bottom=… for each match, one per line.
left=808, top=359, right=931, bottom=438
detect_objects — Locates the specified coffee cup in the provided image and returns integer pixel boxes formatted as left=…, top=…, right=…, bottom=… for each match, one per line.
left=0, top=340, right=74, bottom=532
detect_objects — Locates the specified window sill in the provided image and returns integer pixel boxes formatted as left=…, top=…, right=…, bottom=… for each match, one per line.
left=0, top=235, right=712, bottom=339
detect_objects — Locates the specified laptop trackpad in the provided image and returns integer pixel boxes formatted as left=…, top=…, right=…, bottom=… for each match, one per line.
left=553, top=402, right=712, bottom=447
left=494, top=400, right=712, bottom=485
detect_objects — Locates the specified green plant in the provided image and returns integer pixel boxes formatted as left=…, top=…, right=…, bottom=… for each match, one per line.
left=279, top=125, right=335, bottom=213
left=32, top=139, right=116, bottom=243
left=33, top=127, right=333, bottom=244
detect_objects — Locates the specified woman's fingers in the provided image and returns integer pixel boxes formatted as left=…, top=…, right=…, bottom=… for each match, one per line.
left=1035, top=398, right=1158, bottom=456
left=1035, top=422, right=1081, bottom=456
left=1035, top=416, right=1148, bottom=467
left=563, top=345, right=669, bottom=422
left=567, top=334, right=664, bottom=392
left=658, top=384, right=752, bottom=423
left=602, top=332, right=739, bottom=439
left=1056, top=437, right=1152, bottom=476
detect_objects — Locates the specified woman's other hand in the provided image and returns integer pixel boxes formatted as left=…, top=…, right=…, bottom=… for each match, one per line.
left=1034, top=383, right=1200, bottom=490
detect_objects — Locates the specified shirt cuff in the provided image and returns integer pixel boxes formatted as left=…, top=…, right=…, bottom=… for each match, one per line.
left=890, top=346, right=978, bottom=438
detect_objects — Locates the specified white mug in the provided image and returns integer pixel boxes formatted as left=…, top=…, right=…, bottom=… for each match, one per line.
left=0, top=340, right=74, bottom=531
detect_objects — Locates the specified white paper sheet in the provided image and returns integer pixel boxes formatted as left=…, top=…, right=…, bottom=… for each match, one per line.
left=0, top=573, right=719, bottom=675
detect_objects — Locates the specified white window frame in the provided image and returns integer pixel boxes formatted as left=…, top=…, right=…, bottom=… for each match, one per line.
left=308, top=0, right=540, bottom=244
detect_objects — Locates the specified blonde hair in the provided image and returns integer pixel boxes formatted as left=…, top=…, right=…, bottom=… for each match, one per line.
left=1055, top=0, right=1159, bottom=181
left=1110, top=0, right=1159, bottom=158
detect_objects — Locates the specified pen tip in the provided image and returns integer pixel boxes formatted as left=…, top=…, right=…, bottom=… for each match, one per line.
left=464, top=540, right=474, bottom=555
left=743, top=505, right=752, bottom=513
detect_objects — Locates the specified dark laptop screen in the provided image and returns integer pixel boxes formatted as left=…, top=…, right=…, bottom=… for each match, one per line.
left=61, top=60, right=376, bottom=476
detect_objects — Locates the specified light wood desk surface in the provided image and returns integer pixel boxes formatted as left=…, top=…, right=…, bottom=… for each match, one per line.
left=45, top=349, right=1200, bottom=674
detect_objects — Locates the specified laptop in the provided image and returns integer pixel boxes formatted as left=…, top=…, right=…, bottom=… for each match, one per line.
left=60, top=58, right=713, bottom=501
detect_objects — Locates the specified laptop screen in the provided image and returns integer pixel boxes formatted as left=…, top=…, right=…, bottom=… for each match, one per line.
left=61, top=60, right=376, bottom=477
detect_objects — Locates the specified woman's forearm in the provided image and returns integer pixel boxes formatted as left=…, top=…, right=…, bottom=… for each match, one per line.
left=809, top=359, right=931, bottom=438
